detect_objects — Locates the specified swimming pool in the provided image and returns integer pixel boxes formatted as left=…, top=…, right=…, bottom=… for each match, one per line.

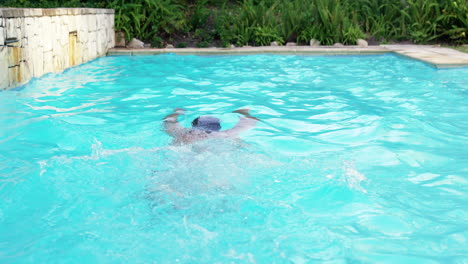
left=1, top=54, right=467, bottom=263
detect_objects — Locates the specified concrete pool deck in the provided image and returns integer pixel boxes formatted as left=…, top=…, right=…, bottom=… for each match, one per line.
left=108, top=45, right=468, bottom=69
left=383, top=45, right=468, bottom=68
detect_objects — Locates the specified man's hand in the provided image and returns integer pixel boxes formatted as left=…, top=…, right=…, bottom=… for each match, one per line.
left=232, top=108, right=250, bottom=115
left=174, top=108, right=186, bottom=114
left=233, top=108, right=259, bottom=120
left=164, top=108, right=185, bottom=121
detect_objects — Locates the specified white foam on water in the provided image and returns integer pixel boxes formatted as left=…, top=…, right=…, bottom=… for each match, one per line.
left=342, top=161, right=368, bottom=193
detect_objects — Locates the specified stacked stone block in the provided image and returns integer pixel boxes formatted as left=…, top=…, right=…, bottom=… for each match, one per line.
left=0, top=8, right=115, bottom=90
left=0, top=12, right=8, bottom=89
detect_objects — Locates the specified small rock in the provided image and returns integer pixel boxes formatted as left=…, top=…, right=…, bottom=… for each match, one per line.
left=127, top=38, right=144, bottom=49
left=166, top=44, right=174, bottom=49
left=333, top=43, right=344, bottom=47
left=270, top=41, right=279, bottom=46
left=310, top=39, right=320, bottom=46
left=229, top=44, right=235, bottom=49
left=143, top=43, right=151, bottom=48
left=356, top=39, right=368, bottom=47
left=286, top=42, right=297, bottom=46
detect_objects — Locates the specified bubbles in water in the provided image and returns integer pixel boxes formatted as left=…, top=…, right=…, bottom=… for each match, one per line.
left=2, top=54, right=468, bottom=262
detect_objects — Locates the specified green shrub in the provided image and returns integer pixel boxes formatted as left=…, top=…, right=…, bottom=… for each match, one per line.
left=194, top=28, right=214, bottom=43
left=351, top=0, right=407, bottom=42
left=403, top=0, right=441, bottom=43
left=189, top=0, right=211, bottom=31
left=196, top=41, right=210, bottom=48
left=252, top=26, right=283, bottom=46
left=438, top=0, right=468, bottom=44
left=107, top=0, right=186, bottom=43
left=151, top=36, right=164, bottom=48
left=1, top=0, right=466, bottom=45
left=176, top=42, right=188, bottom=48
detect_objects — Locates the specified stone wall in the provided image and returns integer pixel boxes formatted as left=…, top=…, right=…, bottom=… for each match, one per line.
left=0, top=8, right=115, bottom=90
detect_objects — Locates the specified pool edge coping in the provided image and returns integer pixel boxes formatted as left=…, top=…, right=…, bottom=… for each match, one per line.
left=107, top=46, right=468, bottom=69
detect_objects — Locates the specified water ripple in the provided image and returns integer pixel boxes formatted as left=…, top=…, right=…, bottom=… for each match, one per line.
left=0, top=54, right=467, bottom=263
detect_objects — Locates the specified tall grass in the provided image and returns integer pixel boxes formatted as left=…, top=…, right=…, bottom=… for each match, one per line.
left=351, top=0, right=407, bottom=41
left=214, top=0, right=365, bottom=46
left=108, top=0, right=185, bottom=44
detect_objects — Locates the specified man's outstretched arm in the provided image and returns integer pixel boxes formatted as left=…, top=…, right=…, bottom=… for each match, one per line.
left=223, top=108, right=259, bottom=137
left=163, top=108, right=188, bottom=137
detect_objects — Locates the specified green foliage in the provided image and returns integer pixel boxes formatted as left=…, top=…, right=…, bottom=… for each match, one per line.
left=151, top=36, right=164, bottom=48
left=1, top=0, right=466, bottom=45
left=213, top=0, right=366, bottom=46
left=196, top=41, right=210, bottom=48
left=403, top=0, right=442, bottom=43
left=312, top=0, right=365, bottom=45
left=213, top=0, right=283, bottom=46
left=108, top=0, right=186, bottom=42
left=278, top=0, right=313, bottom=42
left=194, top=28, right=214, bottom=43
left=352, top=0, right=467, bottom=44
left=438, top=0, right=468, bottom=43
left=351, top=0, right=407, bottom=42
left=107, top=0, right=138, bottom=40
left=252, top=26, right=283, bottom=46
left=297, top=26, right=320, bottom=45
left=189, top=0, right=212, bottom=31
left=176, top=42, right=188, bottom=48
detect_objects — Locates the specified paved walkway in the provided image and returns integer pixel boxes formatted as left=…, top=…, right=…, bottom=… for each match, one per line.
left=108, top=45, right=468, bottom=68
left=383, top=45, right=468, bottom=68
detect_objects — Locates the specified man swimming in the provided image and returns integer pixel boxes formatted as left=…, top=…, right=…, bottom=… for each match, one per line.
left=163, top=108, right=258, bottom=145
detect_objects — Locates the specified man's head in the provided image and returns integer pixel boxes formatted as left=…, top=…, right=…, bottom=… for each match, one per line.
left=192, top=116, right=221, bottom=132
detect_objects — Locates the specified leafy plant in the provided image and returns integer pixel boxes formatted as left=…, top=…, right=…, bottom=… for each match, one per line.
left=437, top=0, right=468, bottom=43
left=189, top=0, right=211, bottom=31
left=297, top=26, right=321, bottom=44
left=151, top=36, right=164, bottom=48
left=252, top=26, right=283, bottom=46
left=176, top=42, right=188, bottom=48
left=402, top=0, right=442, bottom=43
left=106, top=0, right=186, bottom=42
left=2, top=0, right=466, bottom=45
left=194, top=28, right=214, bottom=43
left=196, top=41, right=210, bottom=48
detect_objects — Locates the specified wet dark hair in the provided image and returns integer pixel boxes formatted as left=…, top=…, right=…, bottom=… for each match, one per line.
left=192, top=116, right=221, bottom=132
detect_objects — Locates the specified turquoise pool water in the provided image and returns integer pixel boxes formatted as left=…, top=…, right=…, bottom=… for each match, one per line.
left=0, top=54, right=467, bottom=263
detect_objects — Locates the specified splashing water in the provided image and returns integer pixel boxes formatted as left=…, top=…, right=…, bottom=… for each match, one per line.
left=0, top=54, right=467, bottom=263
